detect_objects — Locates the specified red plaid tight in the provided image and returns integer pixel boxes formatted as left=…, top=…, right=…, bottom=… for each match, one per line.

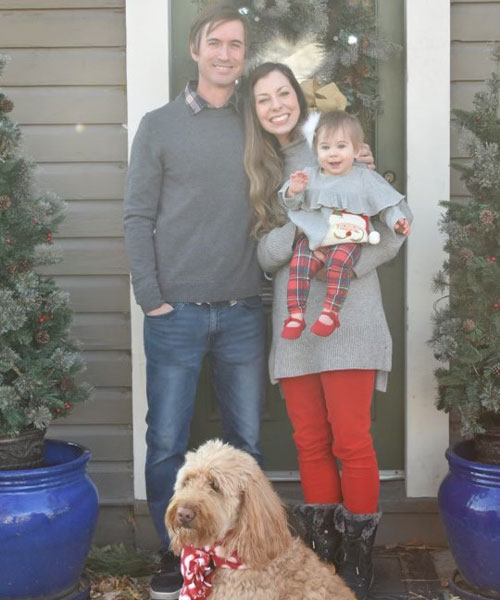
left=280, top=369, right=379, bottom=514
left=287, top=237, right=361, bottom=315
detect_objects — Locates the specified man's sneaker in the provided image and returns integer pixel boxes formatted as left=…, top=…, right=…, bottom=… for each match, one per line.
left=150, top=550, right=183, bottom=600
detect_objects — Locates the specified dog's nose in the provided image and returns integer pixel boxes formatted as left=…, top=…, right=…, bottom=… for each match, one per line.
left=177, top=506, right=195, bottom=526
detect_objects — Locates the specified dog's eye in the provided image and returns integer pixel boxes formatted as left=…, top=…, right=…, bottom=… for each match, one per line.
left=209, top=479, right=220, bottom=492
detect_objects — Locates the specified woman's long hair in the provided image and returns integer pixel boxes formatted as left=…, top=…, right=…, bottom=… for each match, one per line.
left=243, top=63, right=309, bottom=237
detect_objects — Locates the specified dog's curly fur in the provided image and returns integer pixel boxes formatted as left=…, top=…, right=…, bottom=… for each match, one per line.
left=166, top=440, right=356, bottom=600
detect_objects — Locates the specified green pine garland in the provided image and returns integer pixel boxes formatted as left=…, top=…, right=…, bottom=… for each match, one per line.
left=0, top=55, right=91, bottom=436
left=430, top=46, right=500, bottom=439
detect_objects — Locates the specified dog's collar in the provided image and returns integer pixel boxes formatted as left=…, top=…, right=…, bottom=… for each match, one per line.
left=179, top=543, right=245, bottom=600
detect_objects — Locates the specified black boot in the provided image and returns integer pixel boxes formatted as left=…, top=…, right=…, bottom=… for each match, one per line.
left=289, top=503, right=342, bottom=563
left=334, top=505, right=381, bottom=600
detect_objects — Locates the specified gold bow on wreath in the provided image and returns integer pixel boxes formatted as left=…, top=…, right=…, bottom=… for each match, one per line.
left=300, top=78, right=348, bottom=112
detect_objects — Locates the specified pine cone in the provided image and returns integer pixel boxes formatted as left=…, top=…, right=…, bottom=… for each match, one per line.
left=59, top=378, right=74, bottom=392
left=492, top=364, right=500, bottom=378
left=7, top=259, right=30, bottom=275
left=480, top=209, right=495, bottom=227
left=462, top=319, right=476, bottom=333
left=459, top=248, right=475, bottom=264
left=18, top=259, right=31, bottom=273
left=34, top=330, right=50, bottom=345
left=0, top=195, right=12, bottom=210
left=0, top=97, right=14, bottom=113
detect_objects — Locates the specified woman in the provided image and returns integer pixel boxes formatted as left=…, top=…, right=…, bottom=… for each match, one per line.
left=243, top=62, right=412, bottom=600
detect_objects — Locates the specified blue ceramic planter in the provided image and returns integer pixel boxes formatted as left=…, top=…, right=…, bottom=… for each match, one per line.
left=438, top=441, right=500, bottom=595
left=0, top=439, right=99, bottom=600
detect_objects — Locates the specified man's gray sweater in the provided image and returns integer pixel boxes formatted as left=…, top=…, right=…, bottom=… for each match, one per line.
left=123, top=93, right=261, bottom=313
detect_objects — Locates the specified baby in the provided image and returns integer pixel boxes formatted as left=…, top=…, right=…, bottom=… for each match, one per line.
left=280, top=110, right=410, bottom=339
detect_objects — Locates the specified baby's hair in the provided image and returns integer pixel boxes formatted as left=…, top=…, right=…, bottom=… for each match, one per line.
left=314, top=110, right=364, bottom=153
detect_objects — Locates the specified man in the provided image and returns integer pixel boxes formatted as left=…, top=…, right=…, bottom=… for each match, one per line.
left=123, top=5, right=264, bottom=600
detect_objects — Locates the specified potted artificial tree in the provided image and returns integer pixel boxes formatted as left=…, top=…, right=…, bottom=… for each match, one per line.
left=431, top=47, right=500, bottom=599
left=0, top=56, right=98, bottom=600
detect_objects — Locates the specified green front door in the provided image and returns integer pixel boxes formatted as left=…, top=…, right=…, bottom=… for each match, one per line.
left=169, top=0, right=406, bottom=474
left=371, top=0, right=405, bottom=473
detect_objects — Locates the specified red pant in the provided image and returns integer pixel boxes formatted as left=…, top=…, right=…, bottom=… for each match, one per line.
left=280, top=369, right=379, bottom=514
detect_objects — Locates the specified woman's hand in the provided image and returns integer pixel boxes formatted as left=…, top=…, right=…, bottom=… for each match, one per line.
left=313, top=249, right=326, bottom=262
left=147, top=303, right=174, bottom=316
left=356, top=143, right=375, bottom=170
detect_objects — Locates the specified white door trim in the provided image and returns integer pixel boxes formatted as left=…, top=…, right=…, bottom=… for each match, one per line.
left=405, top=0, right=450, bottom=496
left=126, top=0, right=170, bottom=500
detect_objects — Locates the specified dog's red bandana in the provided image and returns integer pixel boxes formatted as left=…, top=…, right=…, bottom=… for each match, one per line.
left=179, top=543, right=245, bottom=600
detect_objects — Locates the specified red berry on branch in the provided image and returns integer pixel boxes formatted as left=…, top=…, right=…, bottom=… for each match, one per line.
left=46, top=232, right=52, bottom=243
left=64, top=402, right=71, bottom=409
left=55, top=408, right=62, bottom=414
left=5, top=237, right=12, bottom=244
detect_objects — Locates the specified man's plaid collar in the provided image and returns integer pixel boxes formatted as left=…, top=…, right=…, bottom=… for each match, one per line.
left=184, top=81, right=240, bottom=114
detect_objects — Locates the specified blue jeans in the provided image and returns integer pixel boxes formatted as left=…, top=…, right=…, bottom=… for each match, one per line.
left=143, top=297, right=265, bottom=549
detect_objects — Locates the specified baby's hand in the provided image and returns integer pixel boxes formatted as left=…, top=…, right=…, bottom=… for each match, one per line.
left=287, top=170, right=309, bottom=196
left=394, top=218, right=410, bottom=236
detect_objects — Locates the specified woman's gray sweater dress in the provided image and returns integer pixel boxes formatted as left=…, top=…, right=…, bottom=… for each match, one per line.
left=257, top=138, right=413, bottom=391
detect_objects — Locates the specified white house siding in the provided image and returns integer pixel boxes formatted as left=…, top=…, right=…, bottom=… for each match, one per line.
left=0, top=0, right=133, bottom=543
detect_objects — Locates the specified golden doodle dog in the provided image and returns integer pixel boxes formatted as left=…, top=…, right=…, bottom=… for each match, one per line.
left=166, top=439, right=356, bottom=600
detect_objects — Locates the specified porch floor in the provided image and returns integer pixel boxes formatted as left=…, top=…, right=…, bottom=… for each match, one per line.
left=87, top=547, right=456, bottom=600
left=369, top=546, right=454, bottom=599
